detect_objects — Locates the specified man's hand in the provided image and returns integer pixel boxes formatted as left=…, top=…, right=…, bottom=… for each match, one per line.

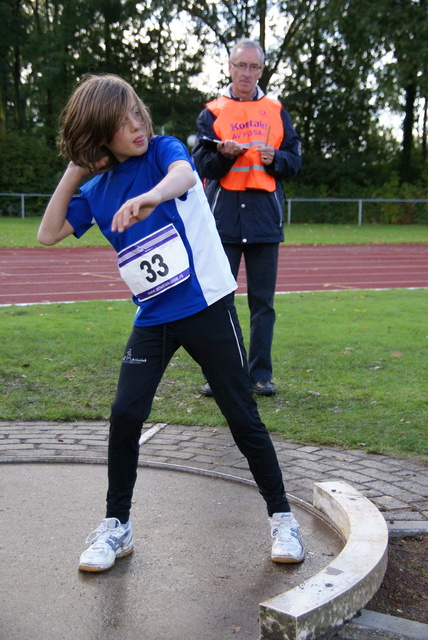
left=217, top=139, right=249, bottom=159
left=256, top=144, right=275, bottom=166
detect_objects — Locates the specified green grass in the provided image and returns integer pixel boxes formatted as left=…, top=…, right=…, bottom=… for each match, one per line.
left=1, top=216, right=427, bottom=247
left=0, top=217, right=109, bottom=247
left=1, top=290, right=427, bottom=461
left=1, top=217, right=427, bottom=460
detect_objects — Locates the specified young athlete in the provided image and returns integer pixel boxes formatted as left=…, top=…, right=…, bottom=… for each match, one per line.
left=38, top=73, right=305, bottom=572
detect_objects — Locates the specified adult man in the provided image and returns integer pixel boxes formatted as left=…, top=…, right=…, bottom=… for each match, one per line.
left=193, top=38, right=302, bottom=397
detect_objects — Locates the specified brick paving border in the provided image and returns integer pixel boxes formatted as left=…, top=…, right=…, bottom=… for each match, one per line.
left=1, top=420, right=427, bottom=534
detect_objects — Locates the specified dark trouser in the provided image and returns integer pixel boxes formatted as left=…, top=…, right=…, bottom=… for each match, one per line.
left=107, top=297, right=289, bottom=523
left=223, top=242, right=279, bottom=383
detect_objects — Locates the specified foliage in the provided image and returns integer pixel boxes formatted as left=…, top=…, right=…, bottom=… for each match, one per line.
left=339, top=0, right=428, bottom=183
left=370, top=174, right=428, bottom=224
left=0, top=0, right=427, bottom=194
left=0, top=133, right=65, bottom=215
left=1, top=0, right=209, bottom=144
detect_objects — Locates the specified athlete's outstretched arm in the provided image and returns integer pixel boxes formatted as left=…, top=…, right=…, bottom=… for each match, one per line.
left=111, top=160, right=196, bottom=233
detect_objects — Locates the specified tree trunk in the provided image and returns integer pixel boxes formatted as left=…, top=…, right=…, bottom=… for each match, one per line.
left=13, top=45, right=21, bottom=130
left=400, top=82, right=416, bottom=183
left=258, top=0, right=267, bottom=51
left=422, top=95, right=427, bottom=165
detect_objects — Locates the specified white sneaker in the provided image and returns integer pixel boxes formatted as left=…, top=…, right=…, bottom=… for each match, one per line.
left=269, top=512, right=305, bottom=563
left=78, top=517, right=134, bottom=572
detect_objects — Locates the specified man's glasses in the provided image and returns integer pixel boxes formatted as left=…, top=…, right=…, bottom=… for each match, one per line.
left=230, top=61, right=262, bottom=73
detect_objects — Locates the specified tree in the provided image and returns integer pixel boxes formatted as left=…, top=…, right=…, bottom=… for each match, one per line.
left=281, top=1, right=397, bottom=193
left=341, top=0, right=428, bottom=183
left=1, top=0, right=425, bottom=196
left=11, top=1, right=207, bottom=143
left=0, top=0, right=29, bottom=134
left=177, top=0, right=395, bottom=190
left=386, top=0, right=428, bottom=182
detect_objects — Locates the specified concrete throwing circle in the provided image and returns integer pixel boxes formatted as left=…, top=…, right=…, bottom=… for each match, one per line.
left=1, top=463, right=343, bottom=640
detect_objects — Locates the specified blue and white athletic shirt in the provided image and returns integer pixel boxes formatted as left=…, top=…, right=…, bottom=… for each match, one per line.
left=66, top=136, right=236, bottom=326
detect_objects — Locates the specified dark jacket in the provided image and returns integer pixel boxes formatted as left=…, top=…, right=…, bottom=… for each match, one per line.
left=192, top=86, right=302, bottom=244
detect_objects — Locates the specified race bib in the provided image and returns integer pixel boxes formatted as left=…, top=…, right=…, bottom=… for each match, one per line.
left=117, top=224, right=190, bottom=301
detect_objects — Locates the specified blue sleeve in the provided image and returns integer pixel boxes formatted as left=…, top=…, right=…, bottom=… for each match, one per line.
left=268, top=108, right=302, bottom=179
left=152, top=136, right=194, bottom=175
left=66, top=193, right=95, bottom=238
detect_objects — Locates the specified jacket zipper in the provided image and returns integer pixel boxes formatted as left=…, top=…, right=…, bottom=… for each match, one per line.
left=274, top=191, right=283, bottom=226
left=211, top=185, right=222, bottom=215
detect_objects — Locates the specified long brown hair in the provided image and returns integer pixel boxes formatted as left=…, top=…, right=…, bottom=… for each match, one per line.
left=59, top=73, right=154, bottom=171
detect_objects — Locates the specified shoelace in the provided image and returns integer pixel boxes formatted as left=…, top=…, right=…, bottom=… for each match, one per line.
left=85, top=518, right=122, bottom=544
left=272, top=523, right=300, bottom=543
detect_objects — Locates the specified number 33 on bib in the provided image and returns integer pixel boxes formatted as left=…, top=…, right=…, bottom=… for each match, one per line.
left=118, top=224, right=190, bottom=301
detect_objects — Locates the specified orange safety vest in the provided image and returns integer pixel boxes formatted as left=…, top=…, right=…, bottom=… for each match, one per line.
left=206, top=95, right=284, bottom=192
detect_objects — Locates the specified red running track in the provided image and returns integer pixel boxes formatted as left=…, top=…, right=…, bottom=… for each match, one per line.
left=0, top=244, right=427, bottom=306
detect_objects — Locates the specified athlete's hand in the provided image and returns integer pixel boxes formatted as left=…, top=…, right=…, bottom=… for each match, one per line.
left=91, top=147, right=118, bottom=174
left=66, top=161, right=92, bottom=180
left=67, top=155, right=115, bottom=178
left=92, top=155, right=117, bottom=174
left=111, top=190, right=162, bottom=233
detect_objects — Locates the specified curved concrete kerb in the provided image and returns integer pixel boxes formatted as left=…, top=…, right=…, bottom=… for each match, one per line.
left=259, top=480, right=389, bottom=640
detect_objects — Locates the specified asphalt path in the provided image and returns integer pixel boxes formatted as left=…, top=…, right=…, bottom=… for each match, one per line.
left=0, top=243, right=427, bottom=306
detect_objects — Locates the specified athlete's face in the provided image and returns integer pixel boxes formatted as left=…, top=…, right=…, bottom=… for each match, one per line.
left=229, top=47, right=264, bottom=101
left=105, top=103, right=149, bottom=163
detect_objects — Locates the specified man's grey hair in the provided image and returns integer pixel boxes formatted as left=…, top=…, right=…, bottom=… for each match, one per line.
left=229, top=39, right=265, bottom=65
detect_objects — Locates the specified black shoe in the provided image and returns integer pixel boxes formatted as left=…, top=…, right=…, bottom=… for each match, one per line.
left=253, top=380, right=276, bottom=396
left=200, top=382, right=213, bottom=397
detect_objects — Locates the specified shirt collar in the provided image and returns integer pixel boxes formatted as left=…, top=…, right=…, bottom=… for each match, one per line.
left=223, top=84, right=265, bottom=101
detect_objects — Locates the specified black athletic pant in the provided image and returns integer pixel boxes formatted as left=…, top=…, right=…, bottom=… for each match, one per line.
left=106, top=296, right=290, bottom=523
left=223, top=243, right=279, bottom=383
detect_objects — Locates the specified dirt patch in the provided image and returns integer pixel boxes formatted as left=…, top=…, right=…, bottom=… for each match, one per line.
left=365, top=534, right=428, bottom=624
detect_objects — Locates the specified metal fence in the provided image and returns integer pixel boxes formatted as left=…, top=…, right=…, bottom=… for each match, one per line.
left=0, top=193, right=51, bottom=219
left=1, top=192, right=428, bottom=224
left=287, top=198, right=428, bottom=225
